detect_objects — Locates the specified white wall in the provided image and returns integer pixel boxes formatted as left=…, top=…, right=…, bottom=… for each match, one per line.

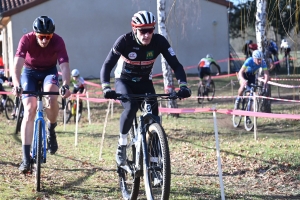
left=8, top=0, right=229, bottom=80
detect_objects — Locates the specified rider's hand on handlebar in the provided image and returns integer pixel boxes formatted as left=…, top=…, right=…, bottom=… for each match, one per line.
left=177, top=85, right=191, bottom=98
left=12, top=86, right=23, bottom=97
left=103, top=87, right=117, bottom=99
left=59, top=85, right=71, bottom=98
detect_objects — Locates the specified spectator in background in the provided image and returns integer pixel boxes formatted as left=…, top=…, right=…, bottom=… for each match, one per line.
left=0, top=70, right=8, bottom=108
left=280, top=39, right=291, bottom=57
left=243, top=40, right=258, bottom=58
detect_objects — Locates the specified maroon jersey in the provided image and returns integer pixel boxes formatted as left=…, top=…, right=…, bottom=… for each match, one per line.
left=15, top=32, right=69, bottom=70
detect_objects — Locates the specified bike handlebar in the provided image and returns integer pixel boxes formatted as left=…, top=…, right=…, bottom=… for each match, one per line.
left=22, top=91, right=60, bottom=96
left=115, top=93, right=178, bottom=101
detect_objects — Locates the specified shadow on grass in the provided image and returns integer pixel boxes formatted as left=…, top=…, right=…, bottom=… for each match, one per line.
left=169, top=135, right=300, bottom=173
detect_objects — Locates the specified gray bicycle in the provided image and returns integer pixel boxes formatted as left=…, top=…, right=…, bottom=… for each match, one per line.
left=116, top=93, right=178, bottom=200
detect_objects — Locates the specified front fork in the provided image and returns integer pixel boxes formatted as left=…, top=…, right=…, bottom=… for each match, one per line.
left=32, top=113, right=47, bottom=164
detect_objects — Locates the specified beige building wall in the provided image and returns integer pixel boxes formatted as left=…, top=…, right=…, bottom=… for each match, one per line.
left=5, top=0, right=229, bottom=79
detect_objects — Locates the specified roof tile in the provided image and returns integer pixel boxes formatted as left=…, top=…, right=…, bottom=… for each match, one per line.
left=1, top=0, right=34, bottom=13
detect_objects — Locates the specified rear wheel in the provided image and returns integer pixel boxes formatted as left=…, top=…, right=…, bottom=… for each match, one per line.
left=145, top=123, right=171, bottom=200
left=4, top=97, right=14, bottom=120
left=197, top=85, right=204, bottom=104
left=118, top=125, right=140, bottom=200
left=207, top=80, right=215, bottom=101
left=15, top=102, right=24, bottom=134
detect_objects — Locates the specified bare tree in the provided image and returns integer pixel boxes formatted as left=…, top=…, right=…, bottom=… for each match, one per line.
left=157, top=0, right=179, bottom=116
left=256, top=0, right=271, bottom=113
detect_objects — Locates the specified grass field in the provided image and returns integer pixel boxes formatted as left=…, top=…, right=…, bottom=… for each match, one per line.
left=0, top=69, right=300, bottom=200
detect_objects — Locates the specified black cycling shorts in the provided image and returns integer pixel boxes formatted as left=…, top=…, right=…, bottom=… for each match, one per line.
left=198, top=67, right=211, bottom=79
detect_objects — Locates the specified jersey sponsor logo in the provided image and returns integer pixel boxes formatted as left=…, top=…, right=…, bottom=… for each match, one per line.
left=121, top=55, right=156, bottom=65
left=128, top=52, right=137, bottom=59
left=146, top=51, right=154, bottom=59
left=168, top=47, right=175, bottom=56
left=59, top=58, right=64, bottom=62
left=133, top=47, right=139, bottom=50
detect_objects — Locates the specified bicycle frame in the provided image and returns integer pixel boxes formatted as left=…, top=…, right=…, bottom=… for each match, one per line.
left=31, top=95, right=47, bottom=163
left=120, top=100, right=161, bottom=175
left=117, top=93, right=175, bottom=200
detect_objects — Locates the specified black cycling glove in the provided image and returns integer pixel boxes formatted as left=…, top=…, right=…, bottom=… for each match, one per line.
left=103, top=87, right=117, bottom=99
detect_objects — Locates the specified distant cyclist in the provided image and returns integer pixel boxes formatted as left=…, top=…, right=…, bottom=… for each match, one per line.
left=70, top=69, right=86, bottom=119
left=234, top=50, right=269, bottom=109
left=243, top=40, right=258, bottom=58
left=267, top=39, right=280, bottom=70
left=280, top=39, right=291, bottom=57
left=197, top=54, right=220, bottom=93
left=0, top=70, right=8, bottom=109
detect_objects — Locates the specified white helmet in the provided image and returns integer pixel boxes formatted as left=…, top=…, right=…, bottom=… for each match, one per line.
left=131, top=11, right=156, bottom=28
left=71, top=69, right=80, bottom=77
left=252, top=50, right=263, bottom=59
left=206, top=54, right=213, bottom=59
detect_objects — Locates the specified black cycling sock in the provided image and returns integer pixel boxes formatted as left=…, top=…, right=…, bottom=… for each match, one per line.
left=22, top=145, right=31, bottom=164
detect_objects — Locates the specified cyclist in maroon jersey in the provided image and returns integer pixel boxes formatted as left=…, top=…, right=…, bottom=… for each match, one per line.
left=100, top=11, right=191, bottom=166
left=11, top=16, right=71, bottom=173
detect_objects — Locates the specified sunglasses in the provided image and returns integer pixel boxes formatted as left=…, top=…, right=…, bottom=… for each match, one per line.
left=137, top=27, right=155, bottom=34
left=36, top=34, right=53, bottom=40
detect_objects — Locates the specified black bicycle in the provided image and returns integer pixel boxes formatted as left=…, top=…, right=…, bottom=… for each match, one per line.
left=0, top=95, right=15, bottom=120
left=233, top=83, right=262, bottom=131
left=197, top=79, right=215, bottom=104
left=116, top=93, right=177, bottom=200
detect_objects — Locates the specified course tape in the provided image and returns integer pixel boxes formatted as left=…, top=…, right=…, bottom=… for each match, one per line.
left=159, top=107, right=300, bottom=120
left=258, top=77, right=300, bottom=89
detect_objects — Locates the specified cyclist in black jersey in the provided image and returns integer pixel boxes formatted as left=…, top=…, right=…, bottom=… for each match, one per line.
left=100, top=10, right=191, bottom=166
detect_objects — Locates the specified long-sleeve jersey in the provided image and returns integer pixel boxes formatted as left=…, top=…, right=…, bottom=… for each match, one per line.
left=100, top=31, right=187, bottom=85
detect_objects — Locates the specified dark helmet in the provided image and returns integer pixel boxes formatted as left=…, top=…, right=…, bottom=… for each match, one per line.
left=33, top=16, right=55, bottom=34
left=246, top=40, right=253, bottom=44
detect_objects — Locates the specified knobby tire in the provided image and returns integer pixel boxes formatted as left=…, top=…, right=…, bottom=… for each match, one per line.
left=146, top=123, right=171, bottom=200
left=232, top=98, right=244, bottom=128
left=4, top=98, right=14, bottom=120
left=197, top=85, right=204, bottom=104
left=207, top=80, right=215, bottom=101
left=35, top=120, right=42, bottom=192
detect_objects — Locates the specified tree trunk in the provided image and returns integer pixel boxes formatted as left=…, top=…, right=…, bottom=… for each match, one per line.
left=255, top=0, right=271, bottom=113
left=157, top=0, right=179, bottom=117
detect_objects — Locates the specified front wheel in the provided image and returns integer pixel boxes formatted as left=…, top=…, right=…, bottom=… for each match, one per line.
left=244, top=98, right=258, bottom=131
left=35, top=120, right=42, bottom=192
left=145, top=123, right=171, bottom=200
left=4, top=97, right=14, bottom=120
left=232, top=98, right=244, bottom=128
